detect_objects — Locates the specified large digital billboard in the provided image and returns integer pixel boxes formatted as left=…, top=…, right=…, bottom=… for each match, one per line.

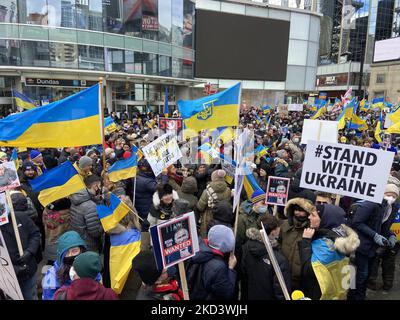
left=374, top=37, right=400, bottom=63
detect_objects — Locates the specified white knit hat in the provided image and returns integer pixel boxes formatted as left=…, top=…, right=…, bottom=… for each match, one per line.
left=385, top=184, right=399, bottom=197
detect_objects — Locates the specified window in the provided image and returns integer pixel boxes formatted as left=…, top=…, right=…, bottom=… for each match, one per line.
left=89, top=0, right=103, bottom=31
left=21, top=0, right=48, bottom=25
left=78, top=45, right=104, bottom=70
left=102, top=0, right=123, bottom=33
left=49, top=43, right=78, bottom=69
left=123, top=0, right=141, bottom=37
left=172, top=57, right=182, bottom=78
left=142, top=0, right=158, bottom=41
left=171, top=0, right=183, bottom=46
left=142, top=53, right=158, bottom=75
left=0, top=0, right=17, bottom=23
left=20, top=41, right=50, bottom=67
left=0, top=39, right=19, bottom=66
left=125, top=50, right=135, bottom=73
left=158, top=0, right=172, bottom=43
left=159, top=55, right=171, bottom=77
left=376, top=73, right=385, bottom=84
left=105, top=48, right=125, bottom=72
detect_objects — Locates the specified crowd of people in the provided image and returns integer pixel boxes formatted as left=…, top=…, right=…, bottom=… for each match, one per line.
left=1, top=104, right=399, bottom=301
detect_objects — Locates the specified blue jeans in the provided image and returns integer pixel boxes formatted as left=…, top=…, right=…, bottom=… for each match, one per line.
left=20, top=273, right=38, bottom=300
left=347, top=252, right=376, bottom=300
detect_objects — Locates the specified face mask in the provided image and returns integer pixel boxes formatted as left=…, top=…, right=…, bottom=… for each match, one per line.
left=384, top=195, right=396, bottom=205
left=110, top=152, right=116, bottom=159
left=257, top=206, right=268, bottom=214
left=268, top=234, right=279, bottom=248
left=293, top=138, right=300, bottom=143
left=69, top=266, right=77, bottom=281
left=293, top=215, right=309, bottom=229
left=63, top=255, right=77, bottom=267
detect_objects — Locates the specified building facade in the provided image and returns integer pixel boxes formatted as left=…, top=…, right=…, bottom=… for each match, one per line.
left=0, top=0, right=198, bottom=116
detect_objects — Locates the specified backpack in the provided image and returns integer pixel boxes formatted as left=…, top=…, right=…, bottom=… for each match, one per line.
left=185, top=261, right=209, bottom=300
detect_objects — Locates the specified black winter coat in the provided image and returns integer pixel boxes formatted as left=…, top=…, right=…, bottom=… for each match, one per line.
left=135, top=171, right=158, bottom=218
left=241, top=228, right=291, bottom=300
left=0, top=212, right=41, bottom=282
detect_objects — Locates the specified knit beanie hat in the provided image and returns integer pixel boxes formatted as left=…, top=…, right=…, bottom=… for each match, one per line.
left=385, top=184, right=399, bottom=197
left=30, top=149, right=41, bottom=160
left=78, top=156, right=93, bottom=169
left=72, top=251, right=102, bottom=280
left=208, top=225, right=235, bottom=253
left=0, top=152, right=7, bottom=159
left=211, top=169, right=226, bottom=182
left=276, top=149, right=286, bottom=159
left=251, top=189, right=265, bottom=204
left=22, top=161, right=36, bottom=172
left=132, top=250, right=162, bottom=285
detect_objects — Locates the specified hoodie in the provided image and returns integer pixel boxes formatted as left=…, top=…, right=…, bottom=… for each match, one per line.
left=54, top=278, right=118, bottom=300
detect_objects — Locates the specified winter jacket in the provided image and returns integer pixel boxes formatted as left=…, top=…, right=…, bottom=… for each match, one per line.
left=279, top=197, right=316, bottom=289
left=241, top=228, right=291, bottom=300
left=42, top=205, right=71, bottom=263
left=207, top=201, right=234, bottom=233
left=197, top=180, right=232, bottom=237
left=69, top=189, right=104, bottom=252
left=20, top=175, right=43, bottom=218
left=177, top=176, right=198, bottom=212
left=194, top=170, right=209, bottom=199
left=54, top=278, right=118, bottom=300
left=42, top=231, right=88, bottom=300
left=168, top=174, right=183, bottom=192
left=135, top=280, right=184, bottom=300
left=147, top=190, right=179, bottom=227
left=351, top=200, right=396, bottom=257
left=135, top=171, right=158, bottom=218
left=0, top=211, right=41, bottom=283
left=299, top=225, right=359, bottom=300
left=10, top=191, right=38, bottom=223
left=187, top=239, right=236, bottom=300
left=287, top=141, right=303, bottom=164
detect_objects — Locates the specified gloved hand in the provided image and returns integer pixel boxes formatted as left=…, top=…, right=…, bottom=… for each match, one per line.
left=388, top=235, right=398, bottom=248
left=374, top=233, right=389, bottom=247
left=16, top=251, right=32, bottom=265
left=140, top=219, right=150, bottom=232
left=14, top=264, right=29, bottom=277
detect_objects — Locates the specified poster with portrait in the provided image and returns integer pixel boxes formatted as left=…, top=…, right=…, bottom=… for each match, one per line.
left=158, top=117, right=183, bottom=141
left=0, top=193, right=9, bottom=226
left=150, top=212, right=199, bottom=270
left=265, top=176, right=290, bottom=206
left=0, top=161, right=20, bottom=193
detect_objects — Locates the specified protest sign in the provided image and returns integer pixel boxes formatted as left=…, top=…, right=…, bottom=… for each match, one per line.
left=0, top=229, right=24, bottom=300
left=300, top=140, right=394, bottom=203
left=278, top=104, right=288, bottom=115
left=265, top=176, right=290, bottom=206
left=158, top=117, right=183, bottom=141
left=288, top=104, right=303, bottom=112
left=0, top=193, right=9, bottom=226
left=390, top=208, right=400, bottom=241
left=301, top=119, right=338, bottom=145
left=150, top=211, right=199, bottom=270
left=0, top=161, right=20, bottom=193
left=222, top=160, right=235, bottom=184
left=141, top=132, right=183, bottom=176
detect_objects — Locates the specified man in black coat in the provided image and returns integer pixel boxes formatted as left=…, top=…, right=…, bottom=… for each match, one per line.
left=0, top=210, right=41, bottom=300
left=347, top=184, right=399, bottom=300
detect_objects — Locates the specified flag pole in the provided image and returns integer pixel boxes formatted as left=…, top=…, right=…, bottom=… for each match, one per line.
left=5, top=190, right=24, bottom=256
left=99, top=78, right=106, bottom=172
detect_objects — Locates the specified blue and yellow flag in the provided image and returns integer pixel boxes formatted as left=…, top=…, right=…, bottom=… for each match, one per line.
left=110, top=228, right=141, bottom=294
left=375, top=121, right=384, bottom=143
left=97, top=193, right=131, bottom=232
left=108, top=152, right=138, bottom=182
left=10, top=148, right=20, bottom=171
left=198, top=142, right=214, bottom=165
left=389, top=106, right=400, bottom=124
left=255, top=145, right=268, bottom=158
left=104, top=116, right=118, bottom=134
left=311, top=105, right=327, bottom=120
left=348, top=114, right=368, bottom=131
left=29, top=161, right=85, bottom=207
left=311, top=238, right=350, bottom=300
left=12, top=89, right=35, bottom=110
left=178, top=83, right=240, bottom=135
left=243, top=174, right=264, bottom=199
left=372, top=97, right=385, bottom=109
left=261, top=105, right=272, bottom=114
left=0, top=84, right=102, bottom=148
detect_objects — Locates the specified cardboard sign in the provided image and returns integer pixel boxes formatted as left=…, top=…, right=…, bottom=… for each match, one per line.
left=288, top=104, right=303, bottom=112
left=158, top=118, right=183, bottom=141
left=0, top=161, right=20, bottom=193
left=142, top=132, right=183, bottom=177
left=301, top=119, right=338, bottom=145
left=150, top=212, right=199, bottom=270
left=266, top=176, right=290, bottom=206
left=0, top=229, right=24, bottom=300
left=0, top=193, right=9, bottom=226
left=300, top=140, right=394, bottom=203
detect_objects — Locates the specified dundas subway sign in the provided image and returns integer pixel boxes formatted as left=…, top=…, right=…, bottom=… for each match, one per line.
left=300, top=140, right=394, bottom=203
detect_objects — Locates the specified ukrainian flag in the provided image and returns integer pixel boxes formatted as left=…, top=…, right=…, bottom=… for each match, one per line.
left=97, top=193, right=131, bottom=232
left=349, top=114, right=368, bottom=131
left=12, top=89, right=35, bottom=110
left=198, top=142, right=214, bottom=165
left=0, top=84, right=102, bottom=148
left=359, top=98, right=370, bottom=112
left=10, top=148, right=20, bottom=171
left=255, top=145, right=268, bottom=157
left=311, top=238, right=350, bottom=300
left=386, top=120, right=400, bottom=134
left=311, top=105, right=327, bottom=120
left=372, top=97, right=385, bottom=109
left=214, top=127, right=235, bottom=145
left=110, top=228, right=141, bottom=294
left=108, top=152, right=138, bottom=182
left=389, top=106, right=400, bottom=124
left=262, top=105, right=272, bottom=114
left=104, top=116, right=118, bottom=134
left=29, top=161, right=85, bottom=207
left=178, top=83, right=240, bottom=134
left=375, top=121, right=384, bottom=143
left=243, top=174, right=264, bottom=199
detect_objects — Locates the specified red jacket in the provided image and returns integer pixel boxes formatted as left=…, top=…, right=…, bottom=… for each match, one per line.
left=54, top=278, right=118, bottom=300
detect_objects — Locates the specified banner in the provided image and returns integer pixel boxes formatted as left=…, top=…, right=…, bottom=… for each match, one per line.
left=0, top=193, right=9, bottom=226
left=300, top=140, right=394, bottom=203
left=265, top=176, right=290, bottom=206
left=301, top=119, right=338, bottom=145
left=158, top=117, right=183, bottom=141
left=150, top=212, right=199, bottom=270
left=288, top=104, right=303, bottom=112
left=0, top=229, right=24, bottom=300
left=142, top=132, right=183, bottom=177
left=0, top=161, right=20, bottom=193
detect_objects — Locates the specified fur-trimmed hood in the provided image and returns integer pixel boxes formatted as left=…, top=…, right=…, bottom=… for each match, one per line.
left=332, top=224, right=360, bottom=255
left=246, top=227, right=263, bottom=242
left=284, top=197, right=316, bottom=225
left=152, top=190, right=179, bottom=208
